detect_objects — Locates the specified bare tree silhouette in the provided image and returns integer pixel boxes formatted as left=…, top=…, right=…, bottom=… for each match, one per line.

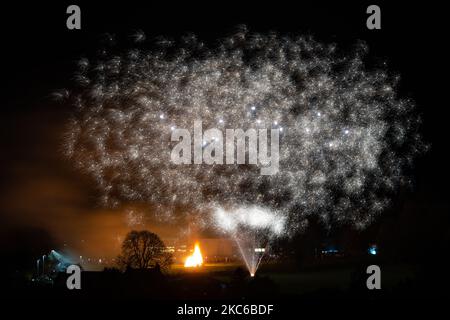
left=117, top=230, right=172, bottom=271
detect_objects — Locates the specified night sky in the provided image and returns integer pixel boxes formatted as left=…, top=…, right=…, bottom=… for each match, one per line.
left=1, top=1, right=449, bottom=271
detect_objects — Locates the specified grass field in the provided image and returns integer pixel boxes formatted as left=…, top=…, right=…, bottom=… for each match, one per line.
left=170, top=262, right=243, bottom=274
left=169, top=261, right=418, bottom=295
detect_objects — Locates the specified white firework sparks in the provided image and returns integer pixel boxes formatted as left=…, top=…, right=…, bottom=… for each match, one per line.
left=62, top=28, right=424, bottom=235
left=212, top=206, right=286, bottom=236
left=125, top=209, right=145, bottom=227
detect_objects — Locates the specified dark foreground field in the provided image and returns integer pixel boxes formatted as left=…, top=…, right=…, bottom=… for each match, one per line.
left=6, top=259, right=443, bottom=301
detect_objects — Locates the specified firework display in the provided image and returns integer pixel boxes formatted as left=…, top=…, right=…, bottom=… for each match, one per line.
left=62, top=28, right=424, bottom=237
left=5, top=2, right=450, bottom=307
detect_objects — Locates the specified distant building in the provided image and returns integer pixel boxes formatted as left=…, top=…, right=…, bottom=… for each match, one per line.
left=194, top=238, right=235, bottom=262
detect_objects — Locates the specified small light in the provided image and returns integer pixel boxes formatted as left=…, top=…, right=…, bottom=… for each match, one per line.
left=256, top=119, right=261, bottom=124
left=344, top=129, right=349, bottom=135
left=251, top=106, right=256, bottom=111
left=170, top=126, right=175, bottom=131
left=250, top=273, right=255, bottom=277
left=317, top=112, right=321, bottom=117
left=279, top=127, right=283, bottom=132
left=274, top=121, right=278, bottom=125
left=159, top=114, right=165, bottom=119
left=218, top=119, right=224, bottom=124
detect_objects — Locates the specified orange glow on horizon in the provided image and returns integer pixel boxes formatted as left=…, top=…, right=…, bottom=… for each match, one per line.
left=184, top=242, right=203, bottom=267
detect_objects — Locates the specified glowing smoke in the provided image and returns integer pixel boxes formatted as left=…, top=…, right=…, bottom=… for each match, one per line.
left=212, top=206, right=286, bottom=236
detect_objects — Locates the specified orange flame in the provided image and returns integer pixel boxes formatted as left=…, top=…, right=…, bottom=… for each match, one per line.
left=184, top=243, right=203, bottom=267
